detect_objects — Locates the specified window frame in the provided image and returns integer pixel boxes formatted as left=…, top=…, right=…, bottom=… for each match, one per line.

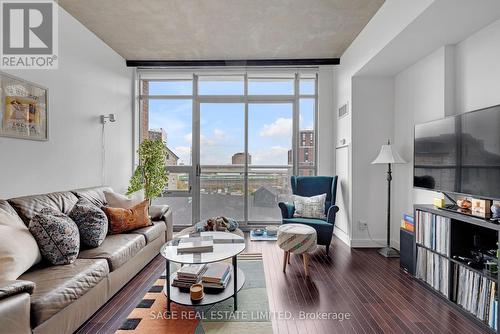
left=137, top=68, right=318, bottom=225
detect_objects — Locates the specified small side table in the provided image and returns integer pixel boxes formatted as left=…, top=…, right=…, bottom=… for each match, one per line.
left=160, top=231, right=246, bottom=312
left=277, top=224, right=317, bottom=277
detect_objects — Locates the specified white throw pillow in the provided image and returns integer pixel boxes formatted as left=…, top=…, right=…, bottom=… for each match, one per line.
left=104, top=189, right=145, bottom=209
left=293, top=193, right=327, bottom=219
left=0, top=211, right=42, bottom=281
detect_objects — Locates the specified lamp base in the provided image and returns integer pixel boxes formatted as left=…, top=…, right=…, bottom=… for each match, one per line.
left=378, top=247, right=400, bottom=258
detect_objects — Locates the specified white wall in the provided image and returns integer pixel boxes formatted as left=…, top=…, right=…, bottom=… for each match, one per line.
left=392, top=18, right=500, bottom=246
left=317, top=65, right=335, bottom=176
left=351, top=76, right=395, bottom=247
left=334, top=0, right=433, bottom=245
left=335, top=0, right=500, bottom=247
left=0, top=6, right=133, bottom=198
left=392, top=47, right=448, bottom=245
left=455, top=18, right=500, bottom=113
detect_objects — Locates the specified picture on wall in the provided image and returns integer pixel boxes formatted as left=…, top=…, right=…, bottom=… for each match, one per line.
left=0, top=72, right=48, bottom=140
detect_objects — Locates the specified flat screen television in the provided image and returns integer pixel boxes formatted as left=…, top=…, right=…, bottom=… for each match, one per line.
left=414, top=104, right=500, bottom=200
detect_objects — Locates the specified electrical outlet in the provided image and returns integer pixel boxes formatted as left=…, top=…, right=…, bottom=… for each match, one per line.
left=358, top=220, right=368, bottom=230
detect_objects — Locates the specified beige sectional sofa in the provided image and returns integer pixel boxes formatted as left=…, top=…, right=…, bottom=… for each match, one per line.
left=0, top=186, right=172, bottom=334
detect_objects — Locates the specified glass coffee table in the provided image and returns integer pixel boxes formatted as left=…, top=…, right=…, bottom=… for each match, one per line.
left=160, top=231, right=246, bottom=312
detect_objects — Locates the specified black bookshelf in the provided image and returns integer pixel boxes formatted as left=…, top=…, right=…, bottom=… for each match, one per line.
left=414, top=204, right=499, bottom=333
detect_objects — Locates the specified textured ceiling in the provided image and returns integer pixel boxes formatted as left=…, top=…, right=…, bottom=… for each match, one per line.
left=59, top=0, right=384, bottom=60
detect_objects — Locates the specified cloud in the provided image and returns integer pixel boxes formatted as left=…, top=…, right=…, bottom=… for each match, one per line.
left=260, top=118, right=292, bottom=137
left=173, top=146, right=191, bottom=165
left=213, top=128, right=227, bottom=140
left=252, top=146, right=290, bottom=165
left=184, top=131, right=223, bottom=146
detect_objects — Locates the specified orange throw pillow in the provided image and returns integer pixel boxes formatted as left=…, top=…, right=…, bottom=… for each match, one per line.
left=104, top=200, right=151, bottom=234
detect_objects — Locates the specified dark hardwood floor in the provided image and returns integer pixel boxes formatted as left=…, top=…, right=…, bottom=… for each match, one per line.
left=76, top=235, right=487, bottom=334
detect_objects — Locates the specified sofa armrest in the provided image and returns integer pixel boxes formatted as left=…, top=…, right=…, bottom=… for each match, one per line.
left=278, top=202, right=295, bottom=219
left=0, top=280, right=35, bottom=301
left=327, top=205, right=339, bottom=224
left=0, top=280, right=33, bottom=334
left=150, top=205, right=173, bottom=242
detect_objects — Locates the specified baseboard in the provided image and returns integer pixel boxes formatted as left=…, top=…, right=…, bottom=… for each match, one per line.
left=351, top=238, right=400, bottom=250
left=333, top=228, right=350, bottom=247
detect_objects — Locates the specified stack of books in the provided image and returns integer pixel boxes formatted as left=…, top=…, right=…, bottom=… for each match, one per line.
left=400, top=214, right=414, bottom=232
left=177, top=236, right=214, bottom=254
left=172, top=264, right=207, bottom=289
left=202, top=263, right=231, bottom=290
left=453, top=264, right=497, bottom=329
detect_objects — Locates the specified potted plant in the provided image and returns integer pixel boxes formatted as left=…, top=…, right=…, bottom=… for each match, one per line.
left=127, top=139, right=168, bottom=202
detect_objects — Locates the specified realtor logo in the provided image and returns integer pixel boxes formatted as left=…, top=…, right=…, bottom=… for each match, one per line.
left=1, top=0, right=58, bottom=69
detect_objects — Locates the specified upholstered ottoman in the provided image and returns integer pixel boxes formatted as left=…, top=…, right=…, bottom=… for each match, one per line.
left=277, top=223, right=317, bottom=277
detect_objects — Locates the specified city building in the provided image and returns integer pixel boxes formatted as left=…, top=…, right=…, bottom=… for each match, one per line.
left=231, top=152, right=251, bottom=165
left=288, top=129, right=315, bottom=175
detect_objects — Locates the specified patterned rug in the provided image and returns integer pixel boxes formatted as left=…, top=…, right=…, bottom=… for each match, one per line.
left=116, top=253, right=272, bottom=334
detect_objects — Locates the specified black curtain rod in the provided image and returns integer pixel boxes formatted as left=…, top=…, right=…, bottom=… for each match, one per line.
left=126, top=58, right=340, bottom=67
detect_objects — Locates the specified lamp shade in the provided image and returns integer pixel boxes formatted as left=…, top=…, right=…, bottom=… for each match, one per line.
left=372, top=144, right=406, bottom=164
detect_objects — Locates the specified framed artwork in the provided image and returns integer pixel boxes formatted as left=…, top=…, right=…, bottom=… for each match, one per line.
left=0, top=72, right=48, bottom=141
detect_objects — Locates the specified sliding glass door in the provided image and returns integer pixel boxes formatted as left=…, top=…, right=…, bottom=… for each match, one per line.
left=247, top=103, right=293, bottom=222
left=199, top=103, right=245, bottom=222
left=139, top=70, right=317, bottom=227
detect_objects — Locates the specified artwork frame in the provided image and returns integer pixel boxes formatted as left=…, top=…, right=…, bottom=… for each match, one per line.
left=0, top=71, right=48, bottom=141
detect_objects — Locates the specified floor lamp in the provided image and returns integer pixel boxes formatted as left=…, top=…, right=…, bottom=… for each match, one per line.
left=372, top=140, right=406, bottom=258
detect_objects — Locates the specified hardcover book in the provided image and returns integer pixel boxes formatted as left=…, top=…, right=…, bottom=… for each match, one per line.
left=177, top=236, right=214, bottom=254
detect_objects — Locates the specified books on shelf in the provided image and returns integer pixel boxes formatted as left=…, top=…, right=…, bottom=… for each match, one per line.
left=401, top=213, right=414, bottom=232
left=416, top=210, right=449, bottom=256
left=202, top=263, right=231, bottom=289
left=453, top=264, right=497, bottom=329
left=416, top=247, right=449, bottom=297
left=177, top=236, right=214, bottom=253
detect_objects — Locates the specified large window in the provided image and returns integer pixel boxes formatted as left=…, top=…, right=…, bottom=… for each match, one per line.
left=138, top=70, right=317, bottom=226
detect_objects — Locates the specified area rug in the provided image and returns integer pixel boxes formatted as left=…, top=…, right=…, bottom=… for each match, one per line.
left=116, top=253, right=272, bottom=334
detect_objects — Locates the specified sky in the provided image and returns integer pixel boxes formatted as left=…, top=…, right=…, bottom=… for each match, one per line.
left=147, top=79, right=315, bottom=166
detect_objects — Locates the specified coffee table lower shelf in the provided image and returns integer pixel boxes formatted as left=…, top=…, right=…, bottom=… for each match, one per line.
left=163, top=267, right=245, bottom=309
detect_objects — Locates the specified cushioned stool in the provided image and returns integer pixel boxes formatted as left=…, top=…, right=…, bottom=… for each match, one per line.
left=277, top=223, right=317, bottom=277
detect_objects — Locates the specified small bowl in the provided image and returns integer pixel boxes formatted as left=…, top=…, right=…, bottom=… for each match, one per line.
left=266, top=225, right=278, bottom=236
left=253, top=228, right=264, bottom=236
left=190, top=283, right=204, bottom=301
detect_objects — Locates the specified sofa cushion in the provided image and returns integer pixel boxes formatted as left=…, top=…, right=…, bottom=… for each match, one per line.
left=78, top=234, right=146, bottom=271
left=8, top=191, right=78, bottom=226
left=104, top=200, right=151, bottom=234
left=130, top=221, right=166, bottom=243
left=0, top=212, right=42, bottom=280
left=71, top=186, right=112, bottom=208
left=29, top=208, right=80, bottom=265
left=19, top=258, right=109, bottom=326
left=69, top=198, right=108, bottom=248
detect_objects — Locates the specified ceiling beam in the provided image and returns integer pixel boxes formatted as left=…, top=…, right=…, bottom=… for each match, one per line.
left=126, top=58, right=340, bottom=67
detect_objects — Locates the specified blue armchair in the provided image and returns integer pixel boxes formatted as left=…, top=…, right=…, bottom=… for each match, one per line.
left=278, top=176, right=339, bottom=254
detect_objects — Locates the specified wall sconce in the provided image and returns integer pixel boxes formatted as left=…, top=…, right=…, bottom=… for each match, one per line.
left=100, top=114, right=116, bottom=124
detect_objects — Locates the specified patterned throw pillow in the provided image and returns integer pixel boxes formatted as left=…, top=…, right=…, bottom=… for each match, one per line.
left=293, top=193, right=327, bottom=219
left=69, top=198, right=108, bottom=248
left=104, top=200, right=151, bottom=234
left=29, top=208, right=80, bottom=265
